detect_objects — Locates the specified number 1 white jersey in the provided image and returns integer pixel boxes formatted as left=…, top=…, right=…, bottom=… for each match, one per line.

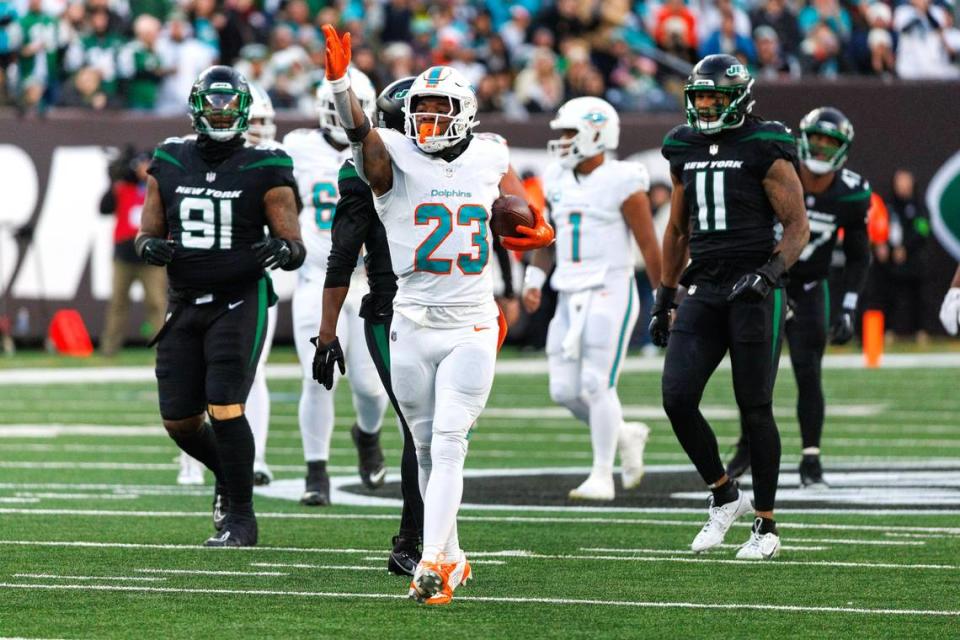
left=374, top=128, right=508, bottom=328
left=543, top=159, right=649, bottom=292
left=283, top=129, right=355, bottom=281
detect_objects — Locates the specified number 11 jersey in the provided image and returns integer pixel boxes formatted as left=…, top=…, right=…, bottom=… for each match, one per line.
left=148, top=137, right=298, bottom=294
left=661, top=116, right=798, bottom=267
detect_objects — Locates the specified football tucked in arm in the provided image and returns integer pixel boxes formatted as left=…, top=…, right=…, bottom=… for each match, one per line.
left=490, top=195, right=535, bottom=238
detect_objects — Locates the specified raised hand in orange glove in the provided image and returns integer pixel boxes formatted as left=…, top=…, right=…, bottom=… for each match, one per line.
left=321, top=24, right=351, bottom=82
left=501, top=204, right=555, bottom=252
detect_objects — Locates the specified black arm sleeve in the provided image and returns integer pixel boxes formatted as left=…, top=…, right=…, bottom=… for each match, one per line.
left=100, top=185, right=117, bottom=215
left=325, top=177, right=373, bottom=289
left=841, top=223, right=870, bottom=304
left=493, top=234, right=515, bottom=298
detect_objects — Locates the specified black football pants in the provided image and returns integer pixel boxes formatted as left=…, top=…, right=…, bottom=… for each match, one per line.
left=786, top=280, right=828, bottom=450
left=364, top=315, right=424, bottom=541
left=661, top=281, right=785, bottom=512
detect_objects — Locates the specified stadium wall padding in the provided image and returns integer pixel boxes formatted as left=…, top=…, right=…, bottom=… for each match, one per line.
left=0, top=80, right=955, bottom=343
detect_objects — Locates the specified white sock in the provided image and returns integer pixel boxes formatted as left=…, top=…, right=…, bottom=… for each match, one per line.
left=246, top=369, right=270, bottom=467
left=442, top=523, right=461, bottom=561
left=586, top=386, right=623, bottom=476
left=421, top=431, right=467, bottom=563
left=298, top=379, right=335, bottom=462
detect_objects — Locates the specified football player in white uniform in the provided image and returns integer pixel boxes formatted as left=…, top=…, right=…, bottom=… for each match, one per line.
left=322, top=25, right=554, bottom=605
left=176, top=81, right=281, bottom=487
left=284, top=68, right=390, bottom=505
left=523, top=97, right=662, bottom=501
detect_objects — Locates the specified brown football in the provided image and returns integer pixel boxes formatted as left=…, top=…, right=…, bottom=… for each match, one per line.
left=490, top=195, right=534, bottom=238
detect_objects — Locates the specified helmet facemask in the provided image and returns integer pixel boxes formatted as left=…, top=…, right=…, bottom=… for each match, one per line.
left=315, top=70, right=376, bottom=146
left=405, top=94, right=474, bottom=153
left=246, top=117, right=276, bottom=144
left=191, top=87, right=251, bottom=141
left=684, top=80, right=754, bottom=135
left=547, top=131, right=583, bottom=169
left=799, top=129, right=849, bottom=175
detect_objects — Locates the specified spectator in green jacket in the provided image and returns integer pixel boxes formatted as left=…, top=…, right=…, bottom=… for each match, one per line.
left=118, top=14, right=168, bottom=110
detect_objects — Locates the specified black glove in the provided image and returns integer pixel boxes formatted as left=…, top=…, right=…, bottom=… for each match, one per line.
left=728, top=254, right=786, bottom=303
left=648, top=285, right=677, bottom=348
left=137, top=237, right=175, bottom=266
left=829, top=310, right=854, bottom=345
left=310, top=335, right=345, bottom=390
left=253, top=238, right=292, bottom=270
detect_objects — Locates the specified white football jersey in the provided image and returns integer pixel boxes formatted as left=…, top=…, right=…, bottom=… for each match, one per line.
left=283, top=128, right=358, bottom=282
left=374, top=128, right=508, bottom=327
left=543, top=159, right=649, bottom=292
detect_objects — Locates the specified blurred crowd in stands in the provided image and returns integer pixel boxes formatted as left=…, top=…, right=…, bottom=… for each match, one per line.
left=0, top=0, right=957, bottom=116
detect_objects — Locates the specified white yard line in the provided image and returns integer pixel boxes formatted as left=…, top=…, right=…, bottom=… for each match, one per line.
left=2, top=509, right=960, bottom=530
left=1, top=540, right=956, bottom=570
left=249, top=563, right=386, bottom=572
left=582, top=546, right=830, bottom=554
left=13, top=573, right=165, bottom=582
left=134, top=569, right=287, bottom=577
left=0, top=582, right=956, bottom=616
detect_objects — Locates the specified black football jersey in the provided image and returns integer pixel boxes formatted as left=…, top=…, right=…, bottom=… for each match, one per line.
left=662, top=117, right=799, bottom=267
left=789, top=167, right=870, bottom=283
left=148, top=138, right=298, bottom=293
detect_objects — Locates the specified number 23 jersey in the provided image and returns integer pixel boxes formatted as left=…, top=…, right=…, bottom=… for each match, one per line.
left=283, top=129, right=353, bottom=281
left=661, top=117, right=798, bottom=266
left=374, top=128, right=508, bottom=327
left=148, top=137, right=297, bottom=293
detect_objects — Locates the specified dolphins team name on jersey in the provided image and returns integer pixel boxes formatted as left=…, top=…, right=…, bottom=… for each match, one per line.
left=283, top=129, right=358, bottom=281
left=543, top=159, right=649, bottom=292
left=374, top=128, right=508, bottom=328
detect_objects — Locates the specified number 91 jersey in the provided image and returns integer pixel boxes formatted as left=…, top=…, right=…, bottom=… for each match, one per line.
left=543, top=159, right=649, bottom=292
left=374, top=128, right=508, bottom=327
left=282, top=129, right=354, bottom=281
left=148, top=137, right=298, bottom=293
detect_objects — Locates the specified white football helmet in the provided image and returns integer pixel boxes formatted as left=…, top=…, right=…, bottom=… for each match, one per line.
left=547, top=97, right=620, bottom=169
left=316, top=67, right=376, bottom=146
left=245, top=82, right=276, bottom=144
left=404, top=65, right=478, bottom=154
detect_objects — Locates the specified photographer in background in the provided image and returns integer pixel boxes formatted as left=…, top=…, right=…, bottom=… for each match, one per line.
left=99, top=147, right=166, bottom=356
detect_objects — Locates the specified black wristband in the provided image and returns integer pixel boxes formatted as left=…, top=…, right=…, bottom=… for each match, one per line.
left=652, top=285, right=678, bottom=313
left=134, top=235, right=152, bottom=258
left=345, top=117, right=371, bottom=143
left=758, top=253, right=786, bottom=285
left=282, top=239, right=306, bottom=270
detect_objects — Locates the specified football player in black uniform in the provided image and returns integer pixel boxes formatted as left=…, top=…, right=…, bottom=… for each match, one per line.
left=311, top=76, right=423, bottom=576
left=651, top=55, right=809, bottom=560
left=726, top=107, right=870, bottom=489
left=136, top=66, right=305, bottom=547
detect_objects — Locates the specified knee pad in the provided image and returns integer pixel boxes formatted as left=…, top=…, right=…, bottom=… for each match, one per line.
left=741, top=404, right=775, bottom=432
left=431, top=431, right=468, bottom=470
left=549, top=376, right=580, bottom=407
left=208, top=404, right=244, bottom=421
left=579, top=368, right=605, bottom=400
left=662, top=391, right=698, bottom=420
left=163, top=414, right=206, bottom=436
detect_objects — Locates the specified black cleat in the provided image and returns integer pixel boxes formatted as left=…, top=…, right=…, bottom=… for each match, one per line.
left=388, top=535, right=421, bottom=576
left=799, top=454, right=828, bottom=489
left=725, top=438, right=751, bottom=480
left=205, top=514, right=258, bottom=547
left=301, top=461, right=330, bottom=506
left=351, top=424, right=386, bottom=489
left=212, top=485, right=229, bottom=532
left=253, top=470, right=272, bottom=487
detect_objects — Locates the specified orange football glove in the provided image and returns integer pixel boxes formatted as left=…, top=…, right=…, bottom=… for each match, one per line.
left=322, top=24, right=351, bottom=81
left=500, top=204, right=555, bottom=252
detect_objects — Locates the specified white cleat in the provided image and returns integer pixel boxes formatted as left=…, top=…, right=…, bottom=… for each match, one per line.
left=690, top=489, right=752, bottom=553
left=568, top=473, right=615, bottom=501
left=736, top=518, right=781, bottom=560
left=176, top=453, right=205, bottom=486
left=618, top=422, right=650, bottom=490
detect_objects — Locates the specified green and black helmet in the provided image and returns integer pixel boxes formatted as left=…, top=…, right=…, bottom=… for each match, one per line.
left=188, top=66, right=252, bottom=141
left=684, top=54, right=755, bottom=134
left=798, top=106, right=854, bottom=175
left=376, top=76, right=416, bottom=133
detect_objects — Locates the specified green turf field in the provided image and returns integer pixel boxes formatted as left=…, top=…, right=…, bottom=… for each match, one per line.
left=0, top=348, right=957, bottom=638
